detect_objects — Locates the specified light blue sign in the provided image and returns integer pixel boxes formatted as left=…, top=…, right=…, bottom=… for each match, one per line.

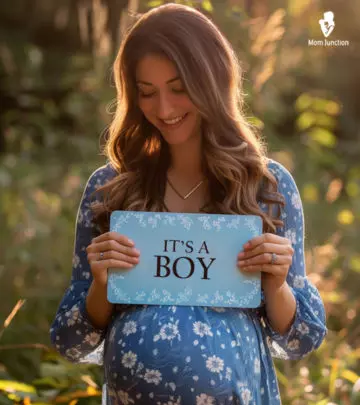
left=107, top=211, right=263, bottom=308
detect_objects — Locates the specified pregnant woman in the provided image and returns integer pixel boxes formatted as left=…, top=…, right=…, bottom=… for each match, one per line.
left=50, top=4, right=327, bottom=404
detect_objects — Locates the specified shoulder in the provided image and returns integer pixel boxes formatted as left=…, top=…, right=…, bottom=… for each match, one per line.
left=264, top=157, right=300, bottom=194
left=265, top=157, right=303, bottom=219
left=265, top=157, right=294, bottom=183
left=85, top=161, right=119, bottom=192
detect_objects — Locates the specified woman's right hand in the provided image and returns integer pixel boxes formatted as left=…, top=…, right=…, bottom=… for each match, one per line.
left=86, top=231, right=140, bottom=286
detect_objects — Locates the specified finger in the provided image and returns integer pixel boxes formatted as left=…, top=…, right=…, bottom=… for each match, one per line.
left=90, top=258, right=135, bottom=270
left=240, top=264, right=287, bottom=276
left=238, top=242, right=293, bottom=261
left=88, top=250, right=140, bottom=264
left=237, top=253, right=291, bottom=268
left=243, top=233, right=291, bottom=251
left=88, top=240, right=140, bottom=257
left=92, top=231, right=135, bottom=248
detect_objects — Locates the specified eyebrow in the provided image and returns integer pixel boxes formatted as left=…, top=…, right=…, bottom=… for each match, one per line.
left=136, top=76, right=180, bottom=86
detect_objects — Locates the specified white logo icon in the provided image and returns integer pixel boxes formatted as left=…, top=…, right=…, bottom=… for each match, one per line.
left=319, top=11, right=335, bottom=38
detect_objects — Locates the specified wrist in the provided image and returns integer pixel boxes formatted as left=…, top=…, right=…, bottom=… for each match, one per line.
left=91, top=278, right=108, bottom=291
left=87, top=280, right=112, bottom=307
left=262, top=278, right=288, bottom=296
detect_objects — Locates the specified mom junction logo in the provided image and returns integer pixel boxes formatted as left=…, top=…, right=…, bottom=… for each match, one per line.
left=308, top=11, right=350, bottom=47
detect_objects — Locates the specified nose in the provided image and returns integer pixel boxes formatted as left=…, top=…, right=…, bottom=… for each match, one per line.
left=156, top=92, right=175, bottom=120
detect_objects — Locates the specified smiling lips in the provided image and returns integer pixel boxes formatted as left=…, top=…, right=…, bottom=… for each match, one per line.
left=160, top=113, right=188, bottom=128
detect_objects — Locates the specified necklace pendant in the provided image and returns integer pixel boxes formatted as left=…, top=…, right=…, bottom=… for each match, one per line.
left=167, top=177, right=204, bottom=200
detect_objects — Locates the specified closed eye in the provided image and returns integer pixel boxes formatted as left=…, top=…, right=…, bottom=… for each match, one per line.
left=138, top=88, right=186, bottom=98
left=139, top=92, right=155, bottom=98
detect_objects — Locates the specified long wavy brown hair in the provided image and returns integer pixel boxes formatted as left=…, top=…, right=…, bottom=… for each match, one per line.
left=90, top=3, right=285, bottom=235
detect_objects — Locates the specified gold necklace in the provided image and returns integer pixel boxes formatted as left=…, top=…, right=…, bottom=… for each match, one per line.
left=167, top=177, right=204, bottom=200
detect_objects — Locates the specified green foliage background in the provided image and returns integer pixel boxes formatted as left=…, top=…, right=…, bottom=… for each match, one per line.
left=0, top=0, right=359, bottom=404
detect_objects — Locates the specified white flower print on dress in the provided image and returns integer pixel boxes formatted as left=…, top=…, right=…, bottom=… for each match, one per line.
left=254, top=357, right=260, bottom=374
left=144, top=369, right=162, bottom=385
left=294, top=275, right=305, bottom=288
left=196, top=393, right=215, bottom=405
left=66, top=306, right=80, bottom=326
left=291, top=192, right=302, bottom=210
left=77, top=209, right=84, bottom=225
left=117, top=389, right=135, bottom=404
left=297, top=322, right=310, bottom=335
left=287, top=339, right=300, bottom=351
left=206, top=355, right=224, bottom=373
left=65, top=347, right=81, bottom=360
left=193, top=321, right=213, bottom=337
left=84, top=332, right=101, bottom=347
left=240, top=388, right=252, bottom=405
left=122, top=321, right=137, bottom=336
left=285, top=229, right=296, bottom=245
left=81, top=271, right=90, bottom=279
left=72, top=253, right=80, bottom=268
left=154, top=321, right=180, bottom=342
left=121, top=351, right=137, bottom=369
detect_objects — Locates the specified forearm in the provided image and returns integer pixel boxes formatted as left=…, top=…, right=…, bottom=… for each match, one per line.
left=263, top=282, right=297, bottom=336
left=86, top=280, right=114, bottom=329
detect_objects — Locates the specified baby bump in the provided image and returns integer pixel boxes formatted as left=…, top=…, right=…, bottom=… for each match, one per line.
left=104, top=305, right=265, bottom=402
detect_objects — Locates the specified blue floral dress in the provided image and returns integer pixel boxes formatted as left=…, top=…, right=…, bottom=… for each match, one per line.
left=50, top=158, right=327, bottom=404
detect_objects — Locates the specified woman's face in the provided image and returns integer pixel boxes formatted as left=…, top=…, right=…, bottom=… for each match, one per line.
left=135, top=54, right=202, bottom=146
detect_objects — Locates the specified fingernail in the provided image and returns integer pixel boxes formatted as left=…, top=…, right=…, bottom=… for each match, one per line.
left=128, top=239, right=134, bottom=245
left=243, top=242, right=250, bottom=249
left=238, top=252, right=245, bottom=258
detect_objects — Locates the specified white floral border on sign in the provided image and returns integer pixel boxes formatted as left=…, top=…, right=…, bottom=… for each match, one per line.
left=108, top=276, right=259, bottom=307
left=112, top=212, right=260, bottom=233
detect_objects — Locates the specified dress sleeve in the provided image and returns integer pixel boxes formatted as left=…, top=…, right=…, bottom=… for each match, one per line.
left=258, top=160, right=327, bottom=360
left=50, top=165, right=111, bottom=363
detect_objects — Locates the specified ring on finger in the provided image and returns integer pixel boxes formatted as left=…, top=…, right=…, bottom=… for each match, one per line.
left=270, top=252, right=277, bottom=265
left=99, top=251, right=105, bottom=261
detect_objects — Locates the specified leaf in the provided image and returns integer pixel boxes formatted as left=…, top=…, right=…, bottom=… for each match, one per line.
left=296, top=111, right=317, bottom=131
left=40, top=363, right=68, bottom=379
left=287, top=0, right=312, bottom=16
left=314, top=399, right=330, bottom=405
left=247, top=116, right=264, bottom=129
left=341, top=369, right=359, bottom=384
left=32, top=376, right=68, bottom=389
left=337, top=209, right=354, bottom=225
left=275, top=368, right=289, bottom=386
left=295, top=93, right=313, bottom=111
left=312, top=97, right=338, bottom=114
left=302, top=183, right=319, bottom=202
left=329, top=359, right=338, bottom=397
left=349, top=255, right=360, bottom=273
left=0, top=380, right=36, bottom=394
left=147, top=0, right=164, bottom=7
left=346, top=181, right=359, bottom=197
left=308, top=128, right=337, bottom=148
left=201, top=0, right=213, bottom=13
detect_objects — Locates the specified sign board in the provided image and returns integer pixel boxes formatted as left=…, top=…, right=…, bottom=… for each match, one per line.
left=107, top=211, right=262, bottom=308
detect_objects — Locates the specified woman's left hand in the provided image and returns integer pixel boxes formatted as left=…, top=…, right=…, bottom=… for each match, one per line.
left=237, top=233, right=295, bottom=292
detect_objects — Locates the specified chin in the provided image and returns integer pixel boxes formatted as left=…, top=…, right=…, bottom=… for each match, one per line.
left=162, top=130, right=198, bottom=145
left=160, top=135, right=187, bottom=145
